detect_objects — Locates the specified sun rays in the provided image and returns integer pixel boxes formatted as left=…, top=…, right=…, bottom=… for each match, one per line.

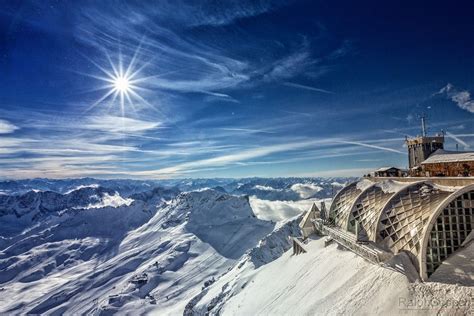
left=82, top=42, right=153, bottom=115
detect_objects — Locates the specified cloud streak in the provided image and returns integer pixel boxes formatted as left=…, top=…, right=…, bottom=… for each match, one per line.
left=337, top=140, right=405, bottom=154
left=0, top=119, right=19, bottom=134
left=86, top=115, right=162, bottom=133
left=445, top=131, right=470, bottom=149
left=438, top=83, right=474, bottom=113
left=133, top=139, right=335, bottom=177
left=283, top=82, right=334, bottom=94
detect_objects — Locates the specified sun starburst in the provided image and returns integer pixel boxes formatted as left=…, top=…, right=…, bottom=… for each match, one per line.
left=114, top=75, right=131, bottom=93
left=83, top=43, right=152, bottom=115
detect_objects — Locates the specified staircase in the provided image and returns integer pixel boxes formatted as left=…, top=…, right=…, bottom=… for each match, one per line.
left=290, top=236, right=307, bottom=255
left=312, top=219, right=392, bottom=264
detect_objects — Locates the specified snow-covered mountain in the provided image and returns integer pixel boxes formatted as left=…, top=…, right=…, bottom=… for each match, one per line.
left=129, top=186, right=181, bottom=208
left=0, top=186, right=306, bottom=314
left=0, top=186, right=140, bottom=237
left=0, top=177, right=352, bottom=201
left=1, top=178, right=471, bottom=315
left=0, top=178, right=157, bottom=196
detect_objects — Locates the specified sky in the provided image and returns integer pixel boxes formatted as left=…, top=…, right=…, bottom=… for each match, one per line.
left=0, top=0, right=474, bottom=179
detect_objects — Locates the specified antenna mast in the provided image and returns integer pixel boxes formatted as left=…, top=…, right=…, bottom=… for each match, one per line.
left=421, top=114, right=427, bottom=137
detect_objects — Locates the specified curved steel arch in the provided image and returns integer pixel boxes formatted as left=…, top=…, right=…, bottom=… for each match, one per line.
left=419, top=184, right=474, bottom=281
left=328, top=181, right=358, bottom=224
left=373, top=180, right=426, bottom=243
left=347, top=181, right=406, bottom=240
left=329, top=181, right=375, bottom=230
left=373, top=181, right=452, bottom=264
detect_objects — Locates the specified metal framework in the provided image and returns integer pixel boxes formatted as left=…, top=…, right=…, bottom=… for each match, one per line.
left=347, top=182, right=401, bottom=240
left=330, top=180, right=474, bottom=280
left=420, top=185, right=474, bottom=279
left=329, top=181, right=372, bottom=229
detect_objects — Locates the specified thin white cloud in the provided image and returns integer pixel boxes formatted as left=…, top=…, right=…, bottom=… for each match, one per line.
left=438, top=83, right=474, bottom=113
left=264, top=48, right=312, bottom=81
left=445, top=131, right=470, bottom=149
left=219, top=128, right=276, bottom=134
left=449, top=134, right=474, bottom=137
left=202, top=91, right=240, bottom=103
left=185, top=1, right=282, bottom=27
left=450, top=124, right=465, bottom=130
left=283, top=82, right=334, bottom=94
left=132, top=139, right=335, bottom=177
left=290, top=183, right=322, bottom=198
left=254, top=185, right=281, bottom=191
left=249, top=197, right=312, bottom=222
left=280, top=110, right=313, bottom=117
left=337, top=140, right=405, bottom=154
left=74, top=6, right=252, bottom=97
left=355, top=158, right=382, bottom=162
left=0, top=119, right=19, bottom=134
left=68, top=2, right=352, bottom=105
left=301, top=167, right=374, bottom=177
left=86, top=115, right=161, bottom=133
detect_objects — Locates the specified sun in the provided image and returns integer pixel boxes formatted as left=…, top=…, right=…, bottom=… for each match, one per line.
left=83, top=44, right=153, bottom=115
left=114, top=75, right=131, bottom=93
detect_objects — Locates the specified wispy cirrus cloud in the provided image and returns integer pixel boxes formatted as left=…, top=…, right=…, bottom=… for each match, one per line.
left=66, top=1, right=351, bottom=107
left=73, top=5, right=251, bottom=99
left=438, top=83, right=474, bottom=113
left=201, top=91, right=240, bottom=103
left=283, top=82, right=334, bottom=94
left=127, top=134, right=409, bottom=177
left=337, top=140, right=405, bottom=154
left=301, top=167, right=374, bottom=177
left=123, top=138, right=338, bottom=177
left=0, top=119, right=19, bottom=134
left=263, top=48, right=313, bottom=81
left=258, top=35, right=336, bottom=84
left=86, top=115, right=162, bottom=133
left=0, top=1, right=364, bottom=180
left=219, top=127, right=276, bottom=134
left=184, top=0, right=286, bottom=27
left=0, top=125, right=412, bottom=179
left=445, top=131, right=470, bottom=149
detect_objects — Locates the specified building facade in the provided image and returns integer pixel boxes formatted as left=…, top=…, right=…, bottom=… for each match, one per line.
left=373, top=167, right=407, bottom=177
left=328, top=179, right=474, bottom=280
left=405, top=135, right=444, bottom=170
left=421, top=150, right=474, bottom=177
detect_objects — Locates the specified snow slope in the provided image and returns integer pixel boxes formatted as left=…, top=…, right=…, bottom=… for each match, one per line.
left=429, top=241, right=474, bottom=286
left=190, top=237, right=473, bottom=315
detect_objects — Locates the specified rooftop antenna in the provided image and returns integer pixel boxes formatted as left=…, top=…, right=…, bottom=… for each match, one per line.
left=421, top=114, right=427, bottom=137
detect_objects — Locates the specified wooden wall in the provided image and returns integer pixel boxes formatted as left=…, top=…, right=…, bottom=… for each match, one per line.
left=423, top=161, right=474, bottom=177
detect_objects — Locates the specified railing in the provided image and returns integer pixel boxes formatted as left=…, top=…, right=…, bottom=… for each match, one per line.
left=312, top=219, right=392, bottom=264
left=291, top=236, right=307, bottom=255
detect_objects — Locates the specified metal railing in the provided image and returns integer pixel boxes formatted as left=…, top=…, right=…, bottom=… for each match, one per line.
left=312, top=219, right=392, bottom=263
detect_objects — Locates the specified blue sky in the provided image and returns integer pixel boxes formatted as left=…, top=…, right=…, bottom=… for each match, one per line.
left=0, top=0, right=473, bottom=179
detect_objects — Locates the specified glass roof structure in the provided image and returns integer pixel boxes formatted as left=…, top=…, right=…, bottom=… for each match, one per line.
left=329, top=179, right=474, bottom=280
